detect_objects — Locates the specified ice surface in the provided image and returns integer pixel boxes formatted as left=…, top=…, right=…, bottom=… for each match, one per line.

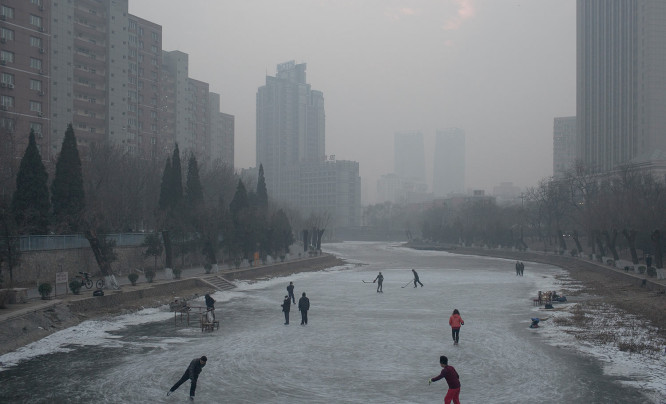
left=0, top=242, right=663, bottom=403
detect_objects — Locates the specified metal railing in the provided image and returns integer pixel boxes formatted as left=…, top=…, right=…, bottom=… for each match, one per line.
left=18, top=233, right=150, bottom=252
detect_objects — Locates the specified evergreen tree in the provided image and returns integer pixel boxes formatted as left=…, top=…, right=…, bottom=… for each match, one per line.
left=158, top=157, right=172, bottom=210
left=256, top=164, right=268, bottom=209
left=51, top=124, right=85, bottom=232
left=11, top=130, right=50, bottom=234
left=185, top=154, right=203, bottom=207
left=229, top=179, right=249, bottom=217
left=170, top=144, right=183, bottom=207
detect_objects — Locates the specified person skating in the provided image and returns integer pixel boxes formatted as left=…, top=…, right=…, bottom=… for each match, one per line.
left=167, top=356, right=207, bottom=400
left=281, top=295, right=291, bottom=324
left=373, top=271, right=384, bottom=293
left=448, top=309, right=464, bottom=345
left=519, top=261, right=524, bottom=276
left=428, top=355, right=461, bottom=404
left=287, top=281, right=296, bottom=304
left=515, top=261, right=520, bottom=276
left=204, top=293, right=216, bottom=321
left=412, top=269, right=423, bottom=287
left=298, top=292, right=310, bottom=325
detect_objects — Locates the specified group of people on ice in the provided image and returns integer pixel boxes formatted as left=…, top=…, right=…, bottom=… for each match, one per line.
left=282, top=281, right=310, bottom=325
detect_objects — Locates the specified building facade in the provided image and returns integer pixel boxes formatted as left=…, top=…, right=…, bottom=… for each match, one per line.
left=553, top=116, right=576, bottom=178
left=433, top=128, right=465, bottom=197
left=0, top=0, right=234, bottom=196
left=577, top=0, right=666, bottom=173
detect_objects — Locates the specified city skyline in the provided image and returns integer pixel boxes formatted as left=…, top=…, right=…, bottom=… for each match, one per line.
left=128, top=1, right=577, bottom=204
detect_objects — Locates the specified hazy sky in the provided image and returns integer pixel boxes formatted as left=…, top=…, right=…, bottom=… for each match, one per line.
left=129, top=0, right=576, bottom=204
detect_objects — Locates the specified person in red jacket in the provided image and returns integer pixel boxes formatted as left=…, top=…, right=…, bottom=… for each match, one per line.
left=429, top=355, right=461, bottom=404
left=448, top=309, right=464, bottom=345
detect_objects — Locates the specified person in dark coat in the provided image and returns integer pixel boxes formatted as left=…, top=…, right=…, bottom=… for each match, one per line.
left=281, top=295, right=291, bottom=324
left=298, top=292, right=310, bottom=325
left=287, top=282, right=296, bottom=304
left=205, top=293, right=216, bottom=321
left=429, top=355, right=461, bottom=404
left=373, top=271, right=384, bottom=293
left=167, top=356, right=207, bottom=399
left=412, top=269, right=423, bottom=287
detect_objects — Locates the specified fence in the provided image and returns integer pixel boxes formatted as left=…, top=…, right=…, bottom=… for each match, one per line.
left=18, top=233, right=150, bottom=252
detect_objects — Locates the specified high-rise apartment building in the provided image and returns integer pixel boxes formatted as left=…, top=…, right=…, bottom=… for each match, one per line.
left=433, top=128, right=465, bottom=196
left=256, top=61, right=360, bottom=229
left=577, top=0, right=666, bottom=173
left=0, top=0, right=234, bottom=194
left=256, top=61, right=325, bottom=201
left=394, top=131, right=425, bottom=184
left=553, top=117, right=576, bottom=178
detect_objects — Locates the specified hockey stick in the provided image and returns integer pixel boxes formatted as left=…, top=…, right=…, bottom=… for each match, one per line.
left=362, top=280, right=373, bottom=283
left=401, top=280, right=413, bottom=288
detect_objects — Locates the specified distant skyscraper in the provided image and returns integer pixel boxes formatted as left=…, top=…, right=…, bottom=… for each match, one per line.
left=394, top=131, right=425, bottom=183
left=553, top=117, right=577, bottom=178
left=577, top=0, right=666, bottom=173
left=256, top=61, right=360, bottom=229
left=433, top=128, right=465, bottom=196
left=256, top=61, right=325, bottom=201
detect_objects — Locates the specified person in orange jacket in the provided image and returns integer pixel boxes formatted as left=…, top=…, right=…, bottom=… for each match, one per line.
left=449, top=309, right=464, bottom=345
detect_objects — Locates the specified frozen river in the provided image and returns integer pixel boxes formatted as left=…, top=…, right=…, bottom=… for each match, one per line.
left=0, top=242, right=660, bottom=403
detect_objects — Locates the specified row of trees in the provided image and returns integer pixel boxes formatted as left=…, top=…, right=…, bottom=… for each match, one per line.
left=0, top=125, right=299, bottom=286
left=420, top=162, right=666, bottom=267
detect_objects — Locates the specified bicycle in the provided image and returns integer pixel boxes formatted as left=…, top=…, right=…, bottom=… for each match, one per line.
left=77, top=271, right=105, bottom=289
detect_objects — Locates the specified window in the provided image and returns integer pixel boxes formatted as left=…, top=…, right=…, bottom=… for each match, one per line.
left=30, top=122, right=43, bottom=135
left=129, top=35, right=137, bottom=44
left=129, top=20, right=137, bottom=30
left=1, top=27, right=14, bottom=41
left=1, top=95, right=14, bottom=108
left=30, top=0, right=43, bottom=5
left=1, top=50, right=14, bottom=63
left=151, top=45, right=158, bottom=54
left=30, top=100, right=42, bottom=112
left=30, top=15, right=42, bottom=28
left=0, top=117, right=15, bottom=131
left=1, top=73, right=14, bottom=85
left=138, top=27, right=143, bottom=36
left=30, top=36, right=42, bottom=47
left=0, top=6, right=14, bottom=19
left=150, top=111, right=157, bottom=119
left=30, top=79, right=42, bottom=90
left=151, top=32, right=159, bottom=41
left=30, top=58, right=42, bottom=69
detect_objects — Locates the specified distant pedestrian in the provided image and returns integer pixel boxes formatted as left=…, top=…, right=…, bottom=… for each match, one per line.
left=287, top=282, right=296, bottom=304
left=281, top=295, right=291, bottom=325
left=298, top=292, right=310, bottom=325
left=412, top=269, right=423, bottom=287
left=167, top=356, right=207, bottom=400
left=519, top=262, right=524, bottom=276
left=448, top=309, right=464, bottom=345
left=515, top=261, right=520, bottom=276
left=428, top=355, right=461, bottom=404
left=205, top=293, right=216, bottom=321
left=374, top=271, right=384, bottom=293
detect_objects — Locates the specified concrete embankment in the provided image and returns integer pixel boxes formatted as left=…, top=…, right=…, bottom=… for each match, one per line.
left=0, top=254, right=346, bottom=357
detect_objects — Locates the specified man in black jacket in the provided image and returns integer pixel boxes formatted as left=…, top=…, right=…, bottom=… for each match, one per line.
left=298, top=292, right=310, bottom=325
left=287, top=281, right=296, bottom=304
left=281, top=295, right=291, bottom=324
left=167, top=356, right=207, bottom=400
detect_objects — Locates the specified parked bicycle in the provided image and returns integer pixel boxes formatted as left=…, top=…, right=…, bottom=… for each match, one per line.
left=77, top=271, right=105, bottom=289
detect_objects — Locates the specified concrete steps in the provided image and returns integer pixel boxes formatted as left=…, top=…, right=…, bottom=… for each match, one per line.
left=200, top=275, right=236, bottom=291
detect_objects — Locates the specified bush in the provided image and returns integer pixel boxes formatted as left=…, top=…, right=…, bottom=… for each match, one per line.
left=69, top=279, right=82, bottom=295
left=606, top=259, right=615, bottom=267
left=280, top=255, right=286, bottom=262
left=646, top=267, right=657, bottom=277
left=637, top=265, right=646, bottom=274
left=38, top=283, right=52, bottom=300
left=128, top=273, right=139, bottom=286
left=234, top=259, right=241, bottom=269
left=173, top=268, right=182, bottom=279
left=203, top=263, right=212, bottom=274
left=145, top=270, right=155, bottom=283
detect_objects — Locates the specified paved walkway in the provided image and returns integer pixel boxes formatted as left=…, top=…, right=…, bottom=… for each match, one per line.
left=0, top=255, right=325, bottom=323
